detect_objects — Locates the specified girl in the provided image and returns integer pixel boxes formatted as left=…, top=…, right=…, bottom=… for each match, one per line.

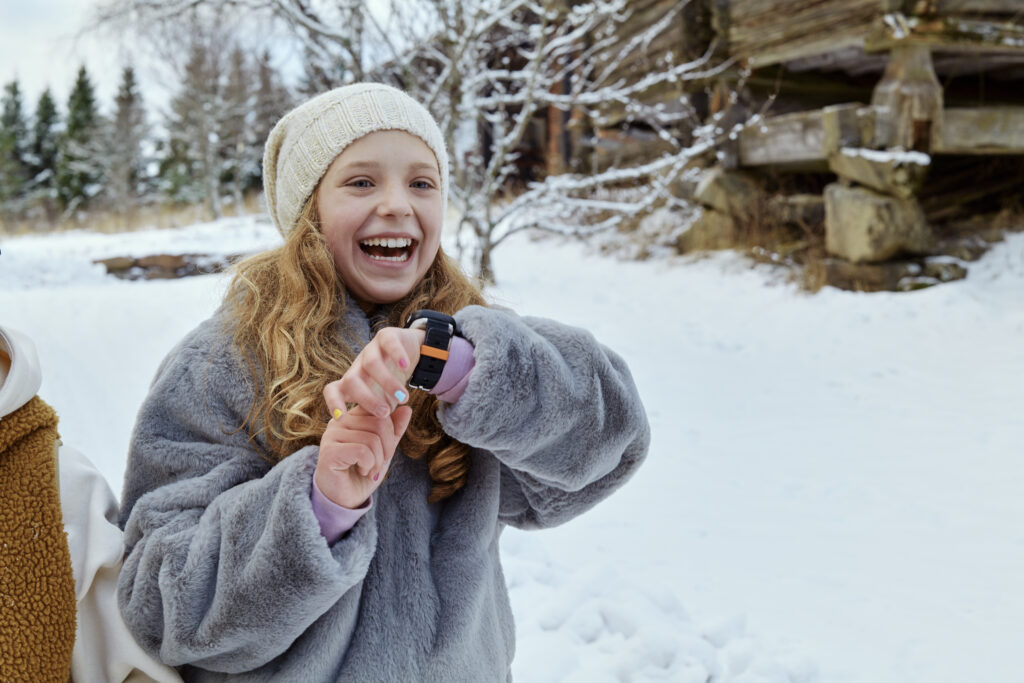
left=117, top=82, right=650, bottom=681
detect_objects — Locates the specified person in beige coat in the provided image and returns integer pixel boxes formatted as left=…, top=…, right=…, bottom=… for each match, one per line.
left=0, top=324, right=180, bottom=683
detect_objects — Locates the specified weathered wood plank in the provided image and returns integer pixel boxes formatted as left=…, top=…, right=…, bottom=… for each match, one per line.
left=870, top=45, right=942, bottom=150
left=935, top=0, right=1024, bottom=14
left=591, top=129, right=682, bottom=172
left=726, top=0, right=880, bottom=66
left=738, top=104, right=864, bottom=166
left=822, top=104, right=866, bottom=154
left=934, top=107, right=1024, bottom=153
left=739, top=110, right=825, bottom=166
left=866, top=15, right=1024, bottom=52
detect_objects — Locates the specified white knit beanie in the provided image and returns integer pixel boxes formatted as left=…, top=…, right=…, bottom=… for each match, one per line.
left=263, top=82, right=449, bottom=235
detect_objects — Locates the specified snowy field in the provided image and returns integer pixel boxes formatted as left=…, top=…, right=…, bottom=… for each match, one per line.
left=2, top=216, right=1022, bottom=682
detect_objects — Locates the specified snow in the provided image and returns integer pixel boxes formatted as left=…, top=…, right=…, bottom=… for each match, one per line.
left=2, top=217, right=1023, bottom=682
left=840, top=147, right=931, bottom=166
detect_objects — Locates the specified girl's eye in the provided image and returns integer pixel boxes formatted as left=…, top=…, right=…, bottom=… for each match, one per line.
left=348, top=179, right=373, bottom=188
left=411, top=180, right=434, bottom=190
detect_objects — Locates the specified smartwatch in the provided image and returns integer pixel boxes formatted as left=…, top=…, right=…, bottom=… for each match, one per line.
left=405, top=310, right=459, bottom=391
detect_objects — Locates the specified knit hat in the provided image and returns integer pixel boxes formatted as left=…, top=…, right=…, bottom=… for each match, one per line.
left=263, top=82, right=449, bottom=235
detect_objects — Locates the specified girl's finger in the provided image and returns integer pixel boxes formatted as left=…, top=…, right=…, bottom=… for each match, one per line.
left=323, top=380, right=348, bottom=420
left=324, top=442, right=376, bottom=477
left=378, top=330, right=411, bottom=376
left=325, top=428, right=383, bottom=477
left=341, top=369, right=392, bottom=417
left=361, top=349, right=408, bottom=407
left=390, top=405, right=413, bottom=439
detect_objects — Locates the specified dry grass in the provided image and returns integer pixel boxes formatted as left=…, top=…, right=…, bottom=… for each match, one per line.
left=0, top=193, right=265, bottom=237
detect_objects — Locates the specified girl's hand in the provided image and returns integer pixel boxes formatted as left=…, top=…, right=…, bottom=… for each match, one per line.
left=323, top=326, right=425, bottom=419
left=315, top=404, right=413, bottom=508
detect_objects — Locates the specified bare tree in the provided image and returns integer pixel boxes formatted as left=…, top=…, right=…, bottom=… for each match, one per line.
left=94, top=0, right=376, bottom=84
left=383, top=0, right=725, bottom=281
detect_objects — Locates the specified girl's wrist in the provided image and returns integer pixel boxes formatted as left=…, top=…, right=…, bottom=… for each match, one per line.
left=430, top=336, right=474, bottom=402
left=313, top=469, right=367, bottom=509
left=311, top=475, right=371, bottom=544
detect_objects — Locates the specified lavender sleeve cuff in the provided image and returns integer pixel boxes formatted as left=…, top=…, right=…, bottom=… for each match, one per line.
left=310, top=478, right=372, bottom=545
left=431, top=335, right=475, bottom=403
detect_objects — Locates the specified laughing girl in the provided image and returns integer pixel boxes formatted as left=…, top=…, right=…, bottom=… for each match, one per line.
left=117, top=83, right=650, bottom=681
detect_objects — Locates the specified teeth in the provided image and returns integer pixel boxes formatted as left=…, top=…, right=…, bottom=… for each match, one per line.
left=367, top=252, right=410, bottom=262
left=361, top=237, right=412, bottom=248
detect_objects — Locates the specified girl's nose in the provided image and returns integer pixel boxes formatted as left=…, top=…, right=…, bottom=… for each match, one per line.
left=376, top=184, right=413, bottom=217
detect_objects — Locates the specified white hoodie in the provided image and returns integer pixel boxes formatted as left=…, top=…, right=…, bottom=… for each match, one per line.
left=0, top=325, right=181, bottom=683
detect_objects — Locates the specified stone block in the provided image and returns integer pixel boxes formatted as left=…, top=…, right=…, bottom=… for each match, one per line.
left=828, top=147, right=929, bottom=199
left=676, top=208, right=738, bottom=253
left=824, top=183, right=934, bottom=263
left=694, top=168, right=763, bottom=217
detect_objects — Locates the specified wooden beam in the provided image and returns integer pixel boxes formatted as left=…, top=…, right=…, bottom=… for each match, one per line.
left=745, top=35, right=868, bottom=69
left=935, top=0, right=1024, bottom=13
left=866, top=15, right=1024, bottom=53
left=725, top=0, right=879, bottom=67
left=738, top=104, right=864, bottom=167
left=740, top=110, right=825, bottom=166
left=934, top=107, right=1024, bottom=153
left=870, top=45, right=943, bottom=150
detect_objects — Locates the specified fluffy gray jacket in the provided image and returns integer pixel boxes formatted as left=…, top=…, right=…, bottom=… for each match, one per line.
left=117, top=302, right=650, bottom=682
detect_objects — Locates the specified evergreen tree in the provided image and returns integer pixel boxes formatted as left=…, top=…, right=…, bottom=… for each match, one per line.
left=221, top=46, right=252, bottom=210
left=253, top=50, right=292, bottom=188
left=107, top=65, right=149, bottom=219
left=0, top=80, right=29, bottom=212
left=57, top=66, right=107, bottom=213
left=163, top=37, right=224, bottom=217
left=25, top=88, right=61, bottom=223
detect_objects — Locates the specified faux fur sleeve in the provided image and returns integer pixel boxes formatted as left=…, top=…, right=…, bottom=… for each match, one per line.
left=440, top=306, right=650, bottom=530
left=117, top=316, right=376, bottom=672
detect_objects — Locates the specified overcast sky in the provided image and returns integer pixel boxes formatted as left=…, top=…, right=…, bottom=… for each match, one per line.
left=0, top=0, right=136, bottom=111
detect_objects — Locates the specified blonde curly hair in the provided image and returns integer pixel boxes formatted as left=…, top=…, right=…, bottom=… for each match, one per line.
left=226, top=193, right=486, bottom=502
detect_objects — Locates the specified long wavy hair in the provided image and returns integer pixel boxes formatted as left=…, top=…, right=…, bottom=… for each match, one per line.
left=225, top=192, right=486, bottom=502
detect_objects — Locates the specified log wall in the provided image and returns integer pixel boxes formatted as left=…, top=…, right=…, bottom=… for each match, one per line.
left=721, top=0, right=881, bottom=67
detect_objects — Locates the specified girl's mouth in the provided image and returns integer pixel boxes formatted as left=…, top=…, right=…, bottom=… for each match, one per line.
left=359, top=237, right=415, bottom=263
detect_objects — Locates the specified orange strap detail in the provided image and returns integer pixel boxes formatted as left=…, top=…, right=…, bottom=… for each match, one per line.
left=420, top=345, right=450, bottom=361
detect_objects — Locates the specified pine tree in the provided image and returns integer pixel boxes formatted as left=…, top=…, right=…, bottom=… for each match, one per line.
left=252, top=51, right=291, bottom=191
left=25, top=88, right=61, bottom=223
left=163, top=37, right=224, bottom=218
left=0, top=80, right=29, bottom=213
left=107, top=65, right=149, bottom=221
left=221, top=46, right=252, bottom=210
left=57, top=66, right=107, bottom=213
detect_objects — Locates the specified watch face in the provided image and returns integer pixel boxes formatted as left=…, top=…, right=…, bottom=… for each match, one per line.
left=407, top=309, right=457, bottom=332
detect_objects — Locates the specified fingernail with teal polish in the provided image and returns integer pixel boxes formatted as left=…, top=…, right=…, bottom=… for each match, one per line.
left=394, top=390, right=407, bottom=403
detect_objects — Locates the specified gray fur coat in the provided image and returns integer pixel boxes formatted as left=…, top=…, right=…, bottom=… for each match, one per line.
left=117, top=302, right=650, bottom=681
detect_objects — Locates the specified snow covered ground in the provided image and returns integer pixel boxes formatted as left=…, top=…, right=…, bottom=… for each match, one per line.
left=2, top=217, right=1022, bottom=682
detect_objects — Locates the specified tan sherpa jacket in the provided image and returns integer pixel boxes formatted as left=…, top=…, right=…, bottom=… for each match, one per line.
left=0, top=393, right=76, bottom=681
left=0, top=325, right=181, bottom=683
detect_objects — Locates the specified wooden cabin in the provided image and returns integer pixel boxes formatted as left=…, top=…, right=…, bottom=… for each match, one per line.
left=542, top=0, right=1024, bottom=288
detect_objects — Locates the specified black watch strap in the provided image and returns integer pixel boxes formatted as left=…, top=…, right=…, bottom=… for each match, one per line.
left=405, top=310, right=458, bottom=391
